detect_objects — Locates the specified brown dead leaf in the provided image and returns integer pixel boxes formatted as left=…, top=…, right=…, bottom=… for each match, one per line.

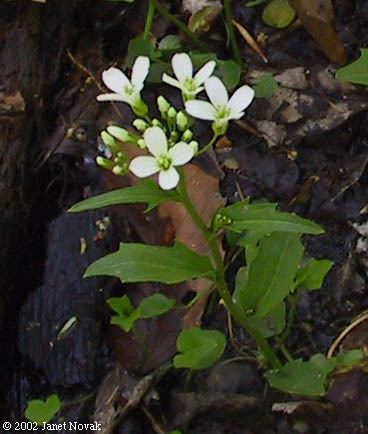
left=288, top=0, right=347, bottom=64
left=0, top=91, right=26, bottom=116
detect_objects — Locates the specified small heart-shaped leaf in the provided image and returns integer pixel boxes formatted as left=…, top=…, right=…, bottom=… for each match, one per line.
left=25, top=395, right=61, bottom=426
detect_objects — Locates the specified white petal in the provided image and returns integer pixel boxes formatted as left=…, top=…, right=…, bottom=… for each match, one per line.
left=172, top=53, right=193, bottom=83
left=185, top=100, right=216, bottom=120
left=205, top=76, right=229, bottom=107
left=169, top=142, right=194, bottom=166
left=228, top=110, right=245, bottom=120
left=159, top=167, right=180, bottom=190
left=96, top=93, right=127, bottom=102
left=131, top=56, right=150, bottom=90
left=194, top=60, right=216, bottom=86
left=102, top=67, right=130, bottom=94
left=144, top=126, right=168, bottom=157
left=129, top=156, right=159, bottom=177
left=162, top=73, right=182, bottom=89
left=228, top=85, right=255, bottom=115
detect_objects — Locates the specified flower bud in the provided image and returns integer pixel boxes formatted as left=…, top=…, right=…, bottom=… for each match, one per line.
left=188, top=140, right=199, bottom=154
left=167, top=107, right=177, bottom=119
left=132, top=99, right=148, bottom=117
left=112, top=164, right=129, bottom=176
left=107, top=126, right=138, bottom=145
left=137, top=139, right=146, bottom=149
left=101, top=131, right=118, bottom=151
left=157, top=96, right=171, bottom=114
left=133, top=119, right=149, bottom=132
left=96, top=156, right=114, bottom=169
left=107, top=126, right=130, bottom=142
left=176, top=111, right=189, bottom=131
left=152, top=118, right=163, bottom=128
left=182, top=129, right=193, bottom=142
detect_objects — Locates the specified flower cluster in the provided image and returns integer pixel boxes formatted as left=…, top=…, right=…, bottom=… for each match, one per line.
left=96, top=53, right=255, bottom=189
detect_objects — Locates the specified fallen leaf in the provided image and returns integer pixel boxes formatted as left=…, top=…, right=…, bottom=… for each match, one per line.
left=288, top=0, right=347, bottom=64
left=182, top=0, right=221, bottom=15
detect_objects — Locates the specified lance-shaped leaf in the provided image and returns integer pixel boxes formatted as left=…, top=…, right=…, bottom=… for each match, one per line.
left=84, top=241, right=214, bottom=284
left=216, top=201, right=323, bottom=235
left=336, top=48, right=368, bottom=86
left=69, top=179, right=180, bottom=213
left=242, top=232, right=304, bottom=318
left=295, top=258, right=333, bottom=290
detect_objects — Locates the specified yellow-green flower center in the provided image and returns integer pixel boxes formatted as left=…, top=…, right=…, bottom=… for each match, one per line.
left=157, top=155, right=172, bottom=171
left=183, top=78, right=197, bottom=93
left=216, top=105, right=231, bottom=120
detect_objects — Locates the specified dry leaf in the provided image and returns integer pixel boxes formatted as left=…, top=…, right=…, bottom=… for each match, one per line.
left=288, top=0, right=346, bottom=64
left=182, top=0, right=221, bottom=15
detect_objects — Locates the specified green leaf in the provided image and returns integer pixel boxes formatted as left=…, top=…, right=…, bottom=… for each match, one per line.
left=139, top=294, right=176, bottom=318
left=158, top=35, right=182, bottom=51
left=84, top=241, right=214, bottom=284
left=336, top=48, right=368, bottom=86
left=219, top=59, right=241, bottom=88
left=263, top=0, right=296, bottom=28
left=69, top=179, right=180, bottom=213
left=25, top=395, right=61, bottom=426
left=295, top=259, right=333, bottom=290
left=254, top=73, right=279, bottom=98
left=190, top=52, right=217, bottom=69
left=111, top=310, right=140, bottom=332
left=107, top=295, right=139, bottom=332
left=242, top=232, right=304, bottom=317
left=173, top=327, right=226, bottom=370
left=107, top=295, right=134, bottom=316
left=266, top=358, right=329, bottom=396
left=128, top=36, right=160, bottom=60
left=148, top=62, right=171, bottom=83
left=334, top=349, right=364, bottom=368
left=217, top=202, right=324, bottom=235
left=251, top=302, right=286, bottom=338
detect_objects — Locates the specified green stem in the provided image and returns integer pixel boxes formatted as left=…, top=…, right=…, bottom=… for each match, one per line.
left=276, top=338, right=294, bottom=362
left=143, top=1, right=156, bottom=40
left=280, top=292, right=300, bottom=344
left=178, top=170, right=281, bottom=369
left=223, top=0, right=242, bottom=66
left=196, top=134, right=218, bottom=156
left=151, top=0, right=209, bottom=52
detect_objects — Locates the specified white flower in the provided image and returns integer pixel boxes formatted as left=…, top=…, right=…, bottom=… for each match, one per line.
left=129, top=126, right=194, bottom=190
left=163, top=53, right=216, bottom=100
left=185, top=76, right=255, bottom=135
left=97, top=56, right=150, bottom=113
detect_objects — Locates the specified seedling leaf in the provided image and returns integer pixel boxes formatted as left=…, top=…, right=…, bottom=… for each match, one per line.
left=25, top=395, right=61, bottom=426
left=254, top=73, right=279, bottom=98
left=266, top=358, right=329, bottom=396
left=173, top=327, right=226, bottom=370
left=139, top=294, right=176, bottom=318
left=263, top=0, right=296, bottom=29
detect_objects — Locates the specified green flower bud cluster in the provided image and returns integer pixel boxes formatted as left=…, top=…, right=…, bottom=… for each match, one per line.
left=96, top=128, right=130, bottom=176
